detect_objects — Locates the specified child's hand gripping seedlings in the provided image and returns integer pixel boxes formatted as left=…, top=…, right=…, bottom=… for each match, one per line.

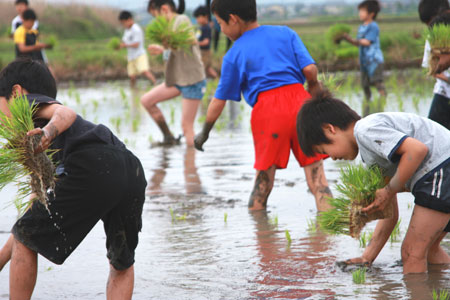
left=146, top=16, right=195, bottom=53
left=45, top=35, right=58, bottom=49
left=326, top=23, right=352, bottom=45
left=427, top=24, right=450, bottom=75
left=0, top=95, right=56, bottom=213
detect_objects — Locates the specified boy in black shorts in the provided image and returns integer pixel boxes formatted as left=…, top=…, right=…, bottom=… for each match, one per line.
left=0, top=58, right=146, bottom=299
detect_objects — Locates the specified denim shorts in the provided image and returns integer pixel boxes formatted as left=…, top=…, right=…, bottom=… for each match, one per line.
left=175, top=79, right=206, bottom=100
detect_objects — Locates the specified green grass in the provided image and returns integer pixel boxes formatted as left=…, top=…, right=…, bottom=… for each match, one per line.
left=146, top=16, right=195, bottom=52
left=433, top=289, right=450, bottom=300
left=317, top=164, right=385, bottom=237
left=352, top=267, right=366, bottom=284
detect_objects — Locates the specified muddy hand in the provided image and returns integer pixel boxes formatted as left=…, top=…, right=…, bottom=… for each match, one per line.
left=436, top=53, right=450, bottom=74
left=194, top=131, right=208, bottom=152
left=362, top=187, right=393, bottom=215
left=336, top=257, right=371, bottom=271
left=27, top=128, right=52, bottom=154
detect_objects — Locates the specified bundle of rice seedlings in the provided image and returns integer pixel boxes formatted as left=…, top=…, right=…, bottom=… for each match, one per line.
left=107, top=37, right=121, bottom=50
left=318, top=164, right=393, bottom=238
left=427, top=24, right=450, bottom=75
left=146, top=16, right=195, bottom=52
left=46, top=35, right=58, bottom=49
left=0, top=95, right=56, bottom=214
left=326, top=23, right=352, bottom=45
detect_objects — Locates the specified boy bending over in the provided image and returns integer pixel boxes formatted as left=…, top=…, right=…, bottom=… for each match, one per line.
left=0, top=59, right=146, bottom=298
left=297, top=90, right=450, bottom=274
left=194, top=0, right=332, bottom=211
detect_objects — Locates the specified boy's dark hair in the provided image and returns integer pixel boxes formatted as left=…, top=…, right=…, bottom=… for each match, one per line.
left=418, top=0, right=449, bottom=24
left=211, top=0, right=257, bottom=23
left=358, top=0, right=381, bottom=20
left=147, top=0, right=185, bottom=14
left=15, top=0, right=29, bottom=5
left=297, top=90, right=361, bottom=157
left=118, top=10, right=133, bottom=21
left=430, top=10, right=450, bottom=27
left=0, top=58, right=57, bottom=99
left=193, top=6, right=209, bottom=18
left=22, top=9, right=36, bottom=21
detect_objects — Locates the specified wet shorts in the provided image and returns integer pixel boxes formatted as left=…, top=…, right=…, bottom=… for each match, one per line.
left=413, top=161, right=450, bottom=231
left=12, top=144, right=147, bottom=270
left=175, top=79, right=206, bottom=100
left=251, top=83, right=328, bottom=170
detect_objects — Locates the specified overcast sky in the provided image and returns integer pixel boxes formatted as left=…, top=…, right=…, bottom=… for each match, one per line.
left=40, top=0, right=362, bottom=10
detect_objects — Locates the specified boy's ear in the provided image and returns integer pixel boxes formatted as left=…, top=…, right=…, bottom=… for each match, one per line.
left=228, top=14, right=239, bottom=25
left=322, top=123, right=336, bottom=135
left=11, top=84, right=24, bottom=99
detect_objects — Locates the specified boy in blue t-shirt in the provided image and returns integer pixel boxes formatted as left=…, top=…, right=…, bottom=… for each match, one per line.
left=341, top=0, right=386, bottom=116
left=194, top=0, right=332, bottom=212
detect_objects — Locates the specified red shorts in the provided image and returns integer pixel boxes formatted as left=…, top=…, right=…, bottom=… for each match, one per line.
left=251, top=83, right=328, bottom=170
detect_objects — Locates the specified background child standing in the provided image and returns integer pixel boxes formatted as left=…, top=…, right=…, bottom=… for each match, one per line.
left=194, top=5, right=218, bottom=79
left=141, top=0, right=206, bottom=147
left=341, top=0, right=386, bottom=116
left=118, top=10, right=156, bottom=88
left=194, top=0, right=332, bottom=212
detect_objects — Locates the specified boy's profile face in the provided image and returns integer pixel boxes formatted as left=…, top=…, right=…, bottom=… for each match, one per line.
left=23, top=19, right=35, bottom=30
left=313, top=124, right=359, bottom=161
left=120, top=18, right=133, bottom=29
left=196, top=15, right=209, bottom=26
left=214, top=13, right=241, bottom=41
left=15, top=3, right=27, bottom=15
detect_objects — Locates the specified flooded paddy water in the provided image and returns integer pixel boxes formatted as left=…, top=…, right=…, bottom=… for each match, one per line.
left=0, top=71, right=450, bottom=299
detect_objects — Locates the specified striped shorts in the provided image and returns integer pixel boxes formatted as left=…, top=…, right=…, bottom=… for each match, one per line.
left=413, top=162, right=450, bottom=231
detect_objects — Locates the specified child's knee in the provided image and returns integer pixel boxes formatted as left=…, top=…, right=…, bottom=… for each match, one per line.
left=401, top=241, right=426, bottom=263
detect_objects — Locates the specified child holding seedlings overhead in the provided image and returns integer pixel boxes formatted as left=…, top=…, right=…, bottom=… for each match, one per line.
left=0, top=58, right=146, bottom=298
left=297, top=90, right=450, bottom=274
left=194, top=0, right=332, bottom=211
left=141, top=0, right=206, bottom=147
left=419, top=0, right=450, bottom=130
left=118, top=10, right=157, bottom=88
left=339, top=0, right=386, bottom=116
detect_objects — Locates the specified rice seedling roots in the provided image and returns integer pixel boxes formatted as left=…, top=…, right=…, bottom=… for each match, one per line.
left=350, top=202, right=394, bottom=238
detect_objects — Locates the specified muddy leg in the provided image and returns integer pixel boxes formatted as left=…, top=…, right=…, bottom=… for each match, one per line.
left=362, top=85, right=371, bottom=117
left=140, top=83, right=180, bottom=143
left=427, top=231, right=450, bottom=265
left=401, top=205, right=450, bottom=274
left=10, top=238, right=37, bottom=299
left=0, top=234, right=13, bottom=271
left=106, top=264, right=134, bottom=300
left=142, top=70, right=156, bottom=85
left=130, top=76, right=137, bottom=89
left=303, top=160, right=332, bottom=212
left=376, top=82, right=387, bottom=112
left=248, top=166, right=276, bottom=211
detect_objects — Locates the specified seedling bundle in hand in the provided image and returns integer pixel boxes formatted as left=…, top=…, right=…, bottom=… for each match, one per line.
left=108, top=37, right=121, bottom=50
left=427, top=24, right=450, bottom=75
left=46, top=35, right=58, bottom=49
left=0, top=95, right=56, bottom=214
left=146, top=16, right=195, bottom=52
left=326, top=23, right=351, bottom=44
left=318, top=164, right=393, bottom=238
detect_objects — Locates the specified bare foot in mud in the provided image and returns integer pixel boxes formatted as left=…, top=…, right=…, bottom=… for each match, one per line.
left=336, top=257, right=372, bottom=272
left=151, top=135, right=182, bottom=148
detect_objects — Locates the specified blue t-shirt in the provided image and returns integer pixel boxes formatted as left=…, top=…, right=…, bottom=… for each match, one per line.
left=214, top=25, right=315, bottom=107
left=357, top=21, right=384, bottom=76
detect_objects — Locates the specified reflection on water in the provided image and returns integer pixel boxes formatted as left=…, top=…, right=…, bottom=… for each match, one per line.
left=0, top=80, right=449, bottom=299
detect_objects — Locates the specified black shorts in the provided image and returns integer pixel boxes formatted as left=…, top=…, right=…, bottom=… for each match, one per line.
left=12, top=144, right=147, bottom=270
left=413, top=161, right=450, bottom=232
left=428, top=93, right=450, bottom=130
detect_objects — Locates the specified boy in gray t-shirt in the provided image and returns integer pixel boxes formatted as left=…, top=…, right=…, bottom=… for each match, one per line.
left=297, top=90, right=450, bottom=274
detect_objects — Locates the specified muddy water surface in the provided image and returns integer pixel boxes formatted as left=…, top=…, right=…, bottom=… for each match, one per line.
left=0, top=80, right=449, bottom=299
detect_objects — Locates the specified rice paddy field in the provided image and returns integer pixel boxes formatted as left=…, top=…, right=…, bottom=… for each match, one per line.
left=0, top=69, right=449, bottom=299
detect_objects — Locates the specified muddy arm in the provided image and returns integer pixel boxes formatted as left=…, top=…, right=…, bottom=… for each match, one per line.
left=28, top=104, right=77, bottom=153
left=303, top=64, right=321, bottom=97
left=194, top=97, right=226, bottom=151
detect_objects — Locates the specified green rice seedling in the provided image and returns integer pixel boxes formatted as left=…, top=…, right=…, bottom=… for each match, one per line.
left=146, top=16, right=195, bottom=52
left=427, top=24, right=450, bottom=75
left=285, top=229, right=292, bottom=244
left=224, top=212, right=228, bottom=223
left=307, top=218, right=317, bottom=233
left=176, top=213, right=187, bottom=221
left=389, top=219, right=402, bottom=243
left=132, top=118, right=139, bottom=133
left=319, top=72, right=344, bottom=91
left=359, top=231, right=369, bottom=248
left=148, top=134, right=154, bottom=144
left=352, top=267, right=366, bottom=284
left=433, top=289, right=450, bottom=300
left=107, top=37, right=121, bottom=50
left=407, top=202, right=412, bottom=210
left=170, top=207, right=175, bottom=222
left=269, top=215, right=278, bottom=227
left=0, top=95, right=56, bottom=214
left=74, top=91, right=81, bottom=105
left=119, top=87, right=127, bottom=101
left=326, top=23, right=352, bottom=45
left=92, top=99, right=99, bottom=113
left=318, top=164, right=390, bottom=238
left=67, top=81, right=75, bottom=98
left=170, top=105, right=175, bottom=126
left=46, top=35, right=58, bottom=49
